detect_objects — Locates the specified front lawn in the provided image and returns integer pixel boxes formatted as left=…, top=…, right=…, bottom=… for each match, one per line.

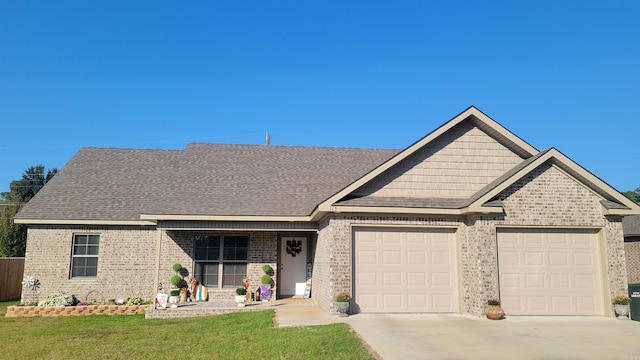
left=0, top=301, right=374, bottom=359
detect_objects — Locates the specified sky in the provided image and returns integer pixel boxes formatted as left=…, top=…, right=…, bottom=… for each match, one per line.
left=1, top=1, right=639, bottom=195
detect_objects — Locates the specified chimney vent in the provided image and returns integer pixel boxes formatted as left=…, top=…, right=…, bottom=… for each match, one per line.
left=266, top=133, right=270, bottom=146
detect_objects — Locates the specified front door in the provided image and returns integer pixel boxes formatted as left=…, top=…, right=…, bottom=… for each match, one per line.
left=280, top=236, right=307, bottom=296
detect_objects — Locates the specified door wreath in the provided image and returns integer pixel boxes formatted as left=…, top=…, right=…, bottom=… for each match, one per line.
left=286, top=240, right=302, bottom=257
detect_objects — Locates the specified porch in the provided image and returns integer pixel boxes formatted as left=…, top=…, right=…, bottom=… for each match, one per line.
left=158, top=221, right=317, bottom=303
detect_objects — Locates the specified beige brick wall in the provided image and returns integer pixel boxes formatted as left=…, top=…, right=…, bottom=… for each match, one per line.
left=315, top=162, right=627, bottom=317
left=23, top=227, right=280, bottom=305
left=355, top=123, right=523, bottom=198
left=22, top=226, right=157, bottom=304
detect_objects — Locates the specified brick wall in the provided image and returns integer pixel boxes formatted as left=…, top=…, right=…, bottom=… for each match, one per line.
left=314, top=162, right=627, bottom=317
left=23, top=226, right=157, bottom=304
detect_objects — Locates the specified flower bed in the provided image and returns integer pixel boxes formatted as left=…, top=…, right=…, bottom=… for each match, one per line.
left=5, top=305, right=149, bottom=317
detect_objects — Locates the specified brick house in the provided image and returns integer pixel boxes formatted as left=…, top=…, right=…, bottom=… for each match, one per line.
left=15, top=106, right=640, bottom=316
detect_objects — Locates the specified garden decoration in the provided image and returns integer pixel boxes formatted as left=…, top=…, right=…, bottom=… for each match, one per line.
left=21, top=275, right=41, bottom=305
left=614, top=295, right=631, bottom=319
left=259, top=264, right=273, bottom=301
left=485, top=299, right=505, bottom=320
left=336, top=292, right=351, bottom=317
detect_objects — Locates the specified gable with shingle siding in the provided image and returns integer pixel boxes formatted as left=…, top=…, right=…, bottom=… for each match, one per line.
left=351, top=121, right=525, bottom=199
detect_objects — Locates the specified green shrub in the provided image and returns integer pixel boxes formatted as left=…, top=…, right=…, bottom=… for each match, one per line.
left=40, top=292, right=74, bottom=307
left=336, top=292, right=351, bottom=302
left=170, top=275, right=182, bottom=287
left=261, top=274, right=272, bottom=285
left=173, top=263, right=183, bottom=272
left=614, top=295, right=631, bottom=305
left=262, top=264, right=272, bottom=273
left=170, top=289, right=180, bottom=296
left=235, top=287, right=247, bottom=295
left=125, top=296, right=146, bottom=306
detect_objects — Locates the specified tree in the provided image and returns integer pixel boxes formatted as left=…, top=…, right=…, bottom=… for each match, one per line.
left=1, top=165, right=58, bottom=203
left=0, top=199, right=25, bottom=257
left=623, top=187, right=640, bottom=204
left=0, top=165, right=57, bottom=257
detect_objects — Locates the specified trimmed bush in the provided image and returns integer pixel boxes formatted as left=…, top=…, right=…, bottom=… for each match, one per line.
left=262, top=264, right=272, bottom=273
left=170, top=275, right=182, bottom=287
left=236, top=287, right=247, bottom=295
left=261, top=274, right=272, bottom=285
left=173, top=263, right=183, bottom=272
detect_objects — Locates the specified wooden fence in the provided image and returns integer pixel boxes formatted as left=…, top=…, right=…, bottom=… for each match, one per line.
left=0, top=258, right=24, bottom=301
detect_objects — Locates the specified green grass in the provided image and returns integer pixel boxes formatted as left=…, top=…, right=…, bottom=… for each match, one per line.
left=0, top=301, right=374, bottom=360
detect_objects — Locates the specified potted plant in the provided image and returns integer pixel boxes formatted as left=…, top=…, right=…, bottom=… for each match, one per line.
left=485, top=299, right=505, bottom=320
left=168, top=289, right=180, bottom=308
left=614, top=295, right=631, bottom=319
left=259, top=274, right=273, bottom=301
left=257, top=265, right=274, bottom=301
left=170, top=263, right=188, bottom=303
left=235, top=287, right=247, bottom=307
left=336, top=292, right=351, bottom=317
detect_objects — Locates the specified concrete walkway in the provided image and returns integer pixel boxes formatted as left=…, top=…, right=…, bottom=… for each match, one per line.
left=274, top=300, right=640, bottom=359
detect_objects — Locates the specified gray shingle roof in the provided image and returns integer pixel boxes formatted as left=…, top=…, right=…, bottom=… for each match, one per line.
left=623, top=215, right=640, bottom=237
left=15, top=144, right=399, bottom=221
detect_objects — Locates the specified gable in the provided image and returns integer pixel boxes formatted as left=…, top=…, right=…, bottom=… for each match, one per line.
left=352, top=121, right=525, bottom=199
left=498, top=162, right=606, bottom=226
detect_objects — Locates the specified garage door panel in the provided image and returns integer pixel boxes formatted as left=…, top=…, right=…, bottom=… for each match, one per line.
left=432, top=294, right=454, bottom=310
left=408, top=294, right=428, bottom=308
left=524, top=252, right=544, bottom=266
left=550, top=274, right=570, bottom=288
left=382, top=294, right=403, bottom=309
left=525, top=274, right=545, bottom=287
left=407, top=251, right=426, bottom=265
left=431, top=251, right=452, bottom=265
left=498, top=230, right=603, bottom=315
left=359, top=251, right=378, bottom=264
left=383, top=251, right=401, bottom=264
left=355, top=228, right=457, bottom=313
left=407, top=272, right=426, bottom=286
left=573, top=253, right=594, bottom=266
left=548, top=252, right=568, bottom=266
left=499, top=251, right=520, bottom=265
left=383, top=272, right=401, bottom=286
left=358, top=272, right=378, bottom=286
left=551, top=296, right=571, bottom=311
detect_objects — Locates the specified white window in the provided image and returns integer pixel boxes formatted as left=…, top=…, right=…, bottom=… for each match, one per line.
left=70, top=234, right=99, bottom=278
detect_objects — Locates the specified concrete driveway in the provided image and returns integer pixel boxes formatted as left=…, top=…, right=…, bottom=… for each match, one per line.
left=274, top=301, right=640, bottom=359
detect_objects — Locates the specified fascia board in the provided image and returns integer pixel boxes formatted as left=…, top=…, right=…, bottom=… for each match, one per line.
left=468, top=151, right=554, bottom=209
left=13, top=219, right=157, bottom=226
left=139, top=214, right=312, bottom=222
left=468, top=148, right=640, bottom=215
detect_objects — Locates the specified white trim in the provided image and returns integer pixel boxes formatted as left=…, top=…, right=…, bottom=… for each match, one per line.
left=14, top=219, right=156, bottom=226
left=140, top=214, right=311, bottom=222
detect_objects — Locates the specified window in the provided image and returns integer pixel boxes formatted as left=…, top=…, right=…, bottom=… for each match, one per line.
left=71, top=234, right=100, bottom=278
left=194, top=235, right=248, bottom=288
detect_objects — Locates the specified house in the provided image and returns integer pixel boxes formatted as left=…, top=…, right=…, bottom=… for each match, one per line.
left=15, top=106, right=640, bottom=316
left=623, top=215, right=640, bottom=284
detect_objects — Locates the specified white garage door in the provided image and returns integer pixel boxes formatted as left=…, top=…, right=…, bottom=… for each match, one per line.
left=354, top=228, right=458, bottom=313
left=497, top=229, right=603, bottom=315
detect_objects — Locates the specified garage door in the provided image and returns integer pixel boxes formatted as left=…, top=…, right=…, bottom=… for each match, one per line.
left=354, top=228, right=458, bottom=313
left=497, top=229, right=603, bottom=315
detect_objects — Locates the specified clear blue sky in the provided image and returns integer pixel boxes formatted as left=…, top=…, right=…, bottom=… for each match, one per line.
left=1, top=1, right=638, bottom=194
